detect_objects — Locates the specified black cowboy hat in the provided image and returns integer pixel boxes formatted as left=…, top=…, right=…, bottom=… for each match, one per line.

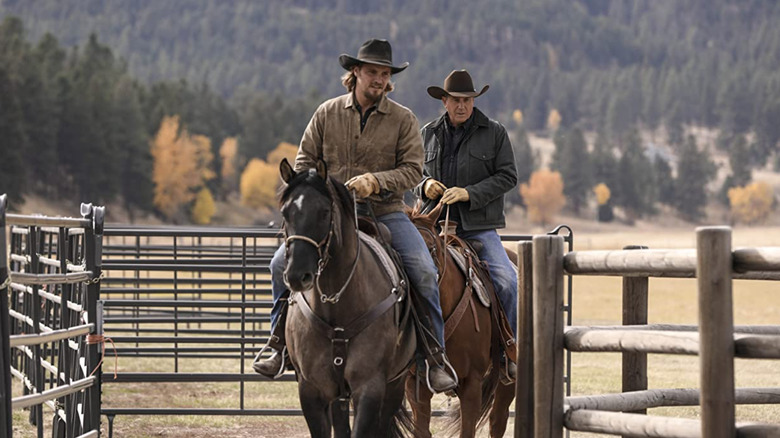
left=427, top=69, right=489, bottom=99
left=339, top=39, right=409, bottom=74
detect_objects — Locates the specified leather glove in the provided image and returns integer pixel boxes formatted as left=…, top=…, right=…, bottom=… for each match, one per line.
left=441, top=187, right=469, bottom=205
left=423, top=178, right=446, bottom=199
left=345, top=173, right=380, bottom=198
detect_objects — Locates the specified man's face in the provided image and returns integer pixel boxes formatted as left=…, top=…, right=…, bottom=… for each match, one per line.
left=354, top=64, right=392, bottom=103
left=442, top=96, right=474, bottom=127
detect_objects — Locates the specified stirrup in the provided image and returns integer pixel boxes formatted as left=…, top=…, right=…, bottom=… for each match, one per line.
left=499, top=354, right=516, bottom=385
left=253, top=344, right=288, bottom=379
left=424, top=354, right=458, bottom=393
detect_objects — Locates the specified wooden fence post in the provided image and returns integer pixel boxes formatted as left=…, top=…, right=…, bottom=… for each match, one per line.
left=622, top=245, right=648, bottom=422
left=533, top=235, right=564, bottom=438
left=696, top=227, right=734, bottom=438
left=516, top=241, right=534, bottom=438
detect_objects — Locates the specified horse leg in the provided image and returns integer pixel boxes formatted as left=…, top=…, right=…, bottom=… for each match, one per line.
left=378, top=377, right=410, bottom=438
left=489, top=381, right=515, bottom=438
left=351, top=377, right=386, bottom=438
left=457, top=375, right=483, bottom=438
left=298, top=380, right=332, bottom=438
left=404, top=374, right=433, bottom=438
left=330, top=399, right=351, bottom=438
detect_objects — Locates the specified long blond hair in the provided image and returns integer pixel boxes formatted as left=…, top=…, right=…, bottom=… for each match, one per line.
left=341, top=65, right=395, bottom=93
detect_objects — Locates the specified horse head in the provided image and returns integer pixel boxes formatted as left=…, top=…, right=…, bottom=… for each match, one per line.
left=279, top=158, right=334, bottom=292
left=279, top=158, right=355, bottom=293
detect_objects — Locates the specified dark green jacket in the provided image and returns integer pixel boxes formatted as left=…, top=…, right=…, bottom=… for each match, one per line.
left=415, top=108, right=517, bottom=231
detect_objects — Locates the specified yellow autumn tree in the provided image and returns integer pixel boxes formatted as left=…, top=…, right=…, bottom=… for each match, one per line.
left=593, top=183, right=611, bottom=206
left=267, top=142, right=298, bottom=165
left=728, top=181, right=774, bottom=225
left=512, top=109, right=524, bottom=126
left=219, top=137, right=239, bottom=193
left=151, top=115, right=215, bottom=220
left=547, top=109, right=561, bottom=132
left=240, top=158, right=279, bottom=209
left=520, top=169, right=566, bottom=227
left=191, top=187, right=216, bottom=225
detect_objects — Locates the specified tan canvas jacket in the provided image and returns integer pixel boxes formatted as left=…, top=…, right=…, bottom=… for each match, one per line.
left=294, top=93, right=423, bottom=217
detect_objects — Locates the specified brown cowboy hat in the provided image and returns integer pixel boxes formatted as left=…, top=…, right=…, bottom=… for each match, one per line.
left=427, top=69, right=489, bottom=99
left=339, top=39, right=409, bottom=74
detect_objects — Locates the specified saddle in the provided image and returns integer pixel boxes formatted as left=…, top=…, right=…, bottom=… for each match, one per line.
left=440, top=234, right=517, bottom=363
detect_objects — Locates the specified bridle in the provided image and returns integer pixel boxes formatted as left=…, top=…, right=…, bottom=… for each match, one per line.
left=283, top=184, right=360, bottom=304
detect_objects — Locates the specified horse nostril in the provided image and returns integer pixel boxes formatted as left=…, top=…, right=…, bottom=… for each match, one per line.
left=301, top=272, right=313, bottom=287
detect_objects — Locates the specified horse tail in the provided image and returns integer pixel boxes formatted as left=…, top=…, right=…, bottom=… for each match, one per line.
left=389, top=403, right=415, bottom=438
left=438, top=367, right=500, bottom=436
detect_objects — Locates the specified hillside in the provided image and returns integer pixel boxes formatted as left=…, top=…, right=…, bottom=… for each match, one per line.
left=2, top=1, right=779, bottom=227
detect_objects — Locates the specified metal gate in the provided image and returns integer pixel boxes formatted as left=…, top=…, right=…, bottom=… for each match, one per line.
left=1, top=195, right=104, bottom=438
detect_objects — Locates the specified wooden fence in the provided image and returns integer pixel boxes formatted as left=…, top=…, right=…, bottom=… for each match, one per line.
left=514, top=227, right=780, bottom=437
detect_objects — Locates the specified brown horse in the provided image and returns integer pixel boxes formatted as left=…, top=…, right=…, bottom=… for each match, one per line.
left=279, top=158, right=416, bottom=438
left=405, top=202, right=516, bottom=438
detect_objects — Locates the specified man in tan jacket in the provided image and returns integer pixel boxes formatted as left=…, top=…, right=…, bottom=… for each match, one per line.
left=253, top=39, right=457, bottom=393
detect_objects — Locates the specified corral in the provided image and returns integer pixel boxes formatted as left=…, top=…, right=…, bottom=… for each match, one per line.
left=3, top=195, right=780, bottom=437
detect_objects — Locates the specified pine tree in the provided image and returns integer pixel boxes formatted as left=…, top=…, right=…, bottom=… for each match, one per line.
left=506, top=126, right=536, bottom=208
left=674, top=135, right=717, bottom=221
left=653, top=155, right=675, bottom=206
left=614, top=129, right=655, bottom=219
left=719, top=135, right=752, bottom=205
left=0, top=67, right=27, bottom=204
left=552, top=127, right=591, bottom=215
left=113, top=77, right=154, bottom=221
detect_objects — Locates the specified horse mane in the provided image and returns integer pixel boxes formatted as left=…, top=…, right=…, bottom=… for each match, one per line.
left=279, top=168, right=355, bottom=225
left=405, top=199, right=437, bottom=230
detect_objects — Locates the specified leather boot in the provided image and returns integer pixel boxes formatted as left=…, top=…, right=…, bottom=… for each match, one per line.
left=253, top=347, right=287, bottom=378
left=253, top=298, right=289, bottom=379
left=427, top=358, right=458, bottom=393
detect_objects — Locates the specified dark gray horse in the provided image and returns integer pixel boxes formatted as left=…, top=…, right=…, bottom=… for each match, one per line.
left=278, top=158, right=416, bottom=438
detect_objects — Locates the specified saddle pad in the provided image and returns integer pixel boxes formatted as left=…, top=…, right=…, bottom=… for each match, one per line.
left=446, top=246, right=491, bottom=307
left=358, top=231, right=401, bottom=289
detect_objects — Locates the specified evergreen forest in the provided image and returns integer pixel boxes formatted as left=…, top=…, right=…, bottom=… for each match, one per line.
left=1, top=0, right=779, bottom=224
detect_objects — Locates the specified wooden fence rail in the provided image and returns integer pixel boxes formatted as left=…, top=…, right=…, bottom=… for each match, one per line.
left=521, top=226, right=780, bottom=438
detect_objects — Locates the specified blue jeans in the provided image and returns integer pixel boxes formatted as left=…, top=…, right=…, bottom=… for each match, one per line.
left=268, top=211, right=445, bottom=348
left=459, top=229, right=518, bottom=337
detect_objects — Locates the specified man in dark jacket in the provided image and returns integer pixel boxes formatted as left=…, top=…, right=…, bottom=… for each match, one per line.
left=415, top=69, right=519, bottom=378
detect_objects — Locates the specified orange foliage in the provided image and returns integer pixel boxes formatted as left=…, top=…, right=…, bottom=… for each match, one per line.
left=219, top=137, right=238, bottom=181
left=593, top=183, right=611, bottom=206
left=150, top=116, right=215, bottom=220
left=240, top=158, right=280, bottom=209
left=728, top=181, right=774, bottom=225
left=191, top=187, right=216, bottom=225
left=267, top=142, right=298, bottom=165
left=520, top=169, right=566, bottom=226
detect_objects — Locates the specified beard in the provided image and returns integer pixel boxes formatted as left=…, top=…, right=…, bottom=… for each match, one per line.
left=362, top=85, right=383, bottom=103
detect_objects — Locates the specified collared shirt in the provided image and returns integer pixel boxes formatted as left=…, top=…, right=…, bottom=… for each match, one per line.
left=294, top=92, right=423, bottom=217
left=353, top=94, right=378, bottom=133
left=439, top=112, right=475, bottom=226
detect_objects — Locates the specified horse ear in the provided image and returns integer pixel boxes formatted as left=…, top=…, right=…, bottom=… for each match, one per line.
left=315, top=159, right=328, bottom=180
left=280, top=158, right=295, bottom=183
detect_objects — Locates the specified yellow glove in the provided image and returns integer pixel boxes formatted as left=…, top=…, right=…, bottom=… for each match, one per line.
left=423, top=178, right=446, bottom=199
left=441, top=187, right=469, bottom=205
left=345, top=173, right=380, bottom=198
